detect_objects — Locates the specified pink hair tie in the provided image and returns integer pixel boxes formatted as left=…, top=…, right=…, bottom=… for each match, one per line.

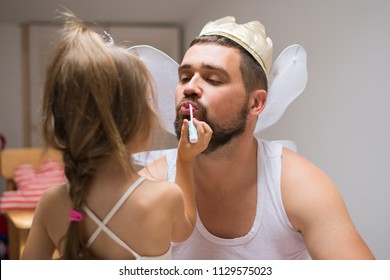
left=69, top=209, right=83, bottom=222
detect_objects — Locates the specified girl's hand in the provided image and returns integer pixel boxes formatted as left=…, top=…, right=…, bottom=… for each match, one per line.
left=177, top=118, right=212, bottom=162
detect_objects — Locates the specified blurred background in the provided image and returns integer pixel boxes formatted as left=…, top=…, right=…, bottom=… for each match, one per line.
left=0, top=0, right=389, bottom=259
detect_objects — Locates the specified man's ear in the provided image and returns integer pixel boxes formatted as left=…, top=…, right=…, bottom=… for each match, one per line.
left=249, top=89, right=267, bottom=116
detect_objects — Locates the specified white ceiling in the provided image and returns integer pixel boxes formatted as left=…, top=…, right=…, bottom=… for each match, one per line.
left=0, top=0, right=208, bottom=25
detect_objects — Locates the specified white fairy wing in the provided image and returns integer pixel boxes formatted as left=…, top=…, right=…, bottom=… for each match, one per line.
left=256, top=44, right=308, bottom=132
left=128, top=45, right=178, bottom=136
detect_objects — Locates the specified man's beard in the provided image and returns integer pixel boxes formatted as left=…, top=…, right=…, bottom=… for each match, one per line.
left=174, top=97, right=249, bottom=154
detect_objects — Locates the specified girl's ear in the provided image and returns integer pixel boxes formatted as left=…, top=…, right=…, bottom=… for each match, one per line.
left=249, top=89, right=267, bottom=116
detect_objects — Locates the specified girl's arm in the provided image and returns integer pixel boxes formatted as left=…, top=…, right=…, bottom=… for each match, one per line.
left=21, top=190, right=57, bottom=259
left=173, top=118, right=212, bottom=237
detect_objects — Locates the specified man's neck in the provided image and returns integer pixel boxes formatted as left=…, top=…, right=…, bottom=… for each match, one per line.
left=193, top=136, right=258, bottom=193
left=192, top=135, right=259, bottom=238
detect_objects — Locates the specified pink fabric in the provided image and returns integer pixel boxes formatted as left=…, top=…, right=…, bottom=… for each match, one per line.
left=0, top=161, right=68, bottom=211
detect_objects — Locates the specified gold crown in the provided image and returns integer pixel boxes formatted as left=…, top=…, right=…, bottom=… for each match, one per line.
left=199, top=16, right=273, bottom=78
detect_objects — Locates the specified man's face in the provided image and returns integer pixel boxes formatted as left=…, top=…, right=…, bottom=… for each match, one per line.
left=174, top=43, right=249, bottom=154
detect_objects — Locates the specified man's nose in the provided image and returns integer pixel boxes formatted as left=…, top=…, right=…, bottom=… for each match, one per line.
left=183, top=74, right=202, bottom=98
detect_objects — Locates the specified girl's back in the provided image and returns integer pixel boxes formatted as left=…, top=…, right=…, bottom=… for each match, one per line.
left=31, top=176, right=183, bottom=259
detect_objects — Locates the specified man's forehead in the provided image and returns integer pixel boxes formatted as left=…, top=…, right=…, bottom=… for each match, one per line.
left=180, top=44, right=240, bottom=70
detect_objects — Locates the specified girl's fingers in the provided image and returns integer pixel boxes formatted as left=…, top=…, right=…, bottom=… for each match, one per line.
left=192, top=118, right=213, bottom=146
left=193, top=119, right=212, bottom=135
left=181, top=119, right=189, bottom=139
left=192, top=118, right=204, bottom=135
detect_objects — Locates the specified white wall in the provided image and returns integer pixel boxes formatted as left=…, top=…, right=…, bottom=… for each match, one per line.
left=0, top=24, right=23, bottom=149
left=0, top=24, right=23, bottom=193
left=184, top=0, right=390, bottom=259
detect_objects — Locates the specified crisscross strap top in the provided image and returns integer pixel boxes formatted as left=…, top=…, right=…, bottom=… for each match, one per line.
left=82, top=176, right=172, bottom=260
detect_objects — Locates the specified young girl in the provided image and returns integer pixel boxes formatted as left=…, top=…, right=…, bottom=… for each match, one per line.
left=21, top=13, right=212, bottom=260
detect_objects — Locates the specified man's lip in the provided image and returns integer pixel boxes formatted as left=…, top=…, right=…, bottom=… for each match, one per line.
left=179, top=101, right=198, bottom=115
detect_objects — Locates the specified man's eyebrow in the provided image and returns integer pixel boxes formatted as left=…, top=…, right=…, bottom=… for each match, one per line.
left=178, top=64, right=192, bottom=73
left=178, top=63, right=230, bottom=78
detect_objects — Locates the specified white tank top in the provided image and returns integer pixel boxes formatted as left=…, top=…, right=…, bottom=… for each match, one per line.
left=166, top=138, right=310, bottom=259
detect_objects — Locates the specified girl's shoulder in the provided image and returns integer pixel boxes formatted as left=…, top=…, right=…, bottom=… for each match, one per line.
left=39, top=184, right=72, bottom=210
left=140, top=179, right=182, bottom=201
left=132, top=179, right=184, bottom=212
